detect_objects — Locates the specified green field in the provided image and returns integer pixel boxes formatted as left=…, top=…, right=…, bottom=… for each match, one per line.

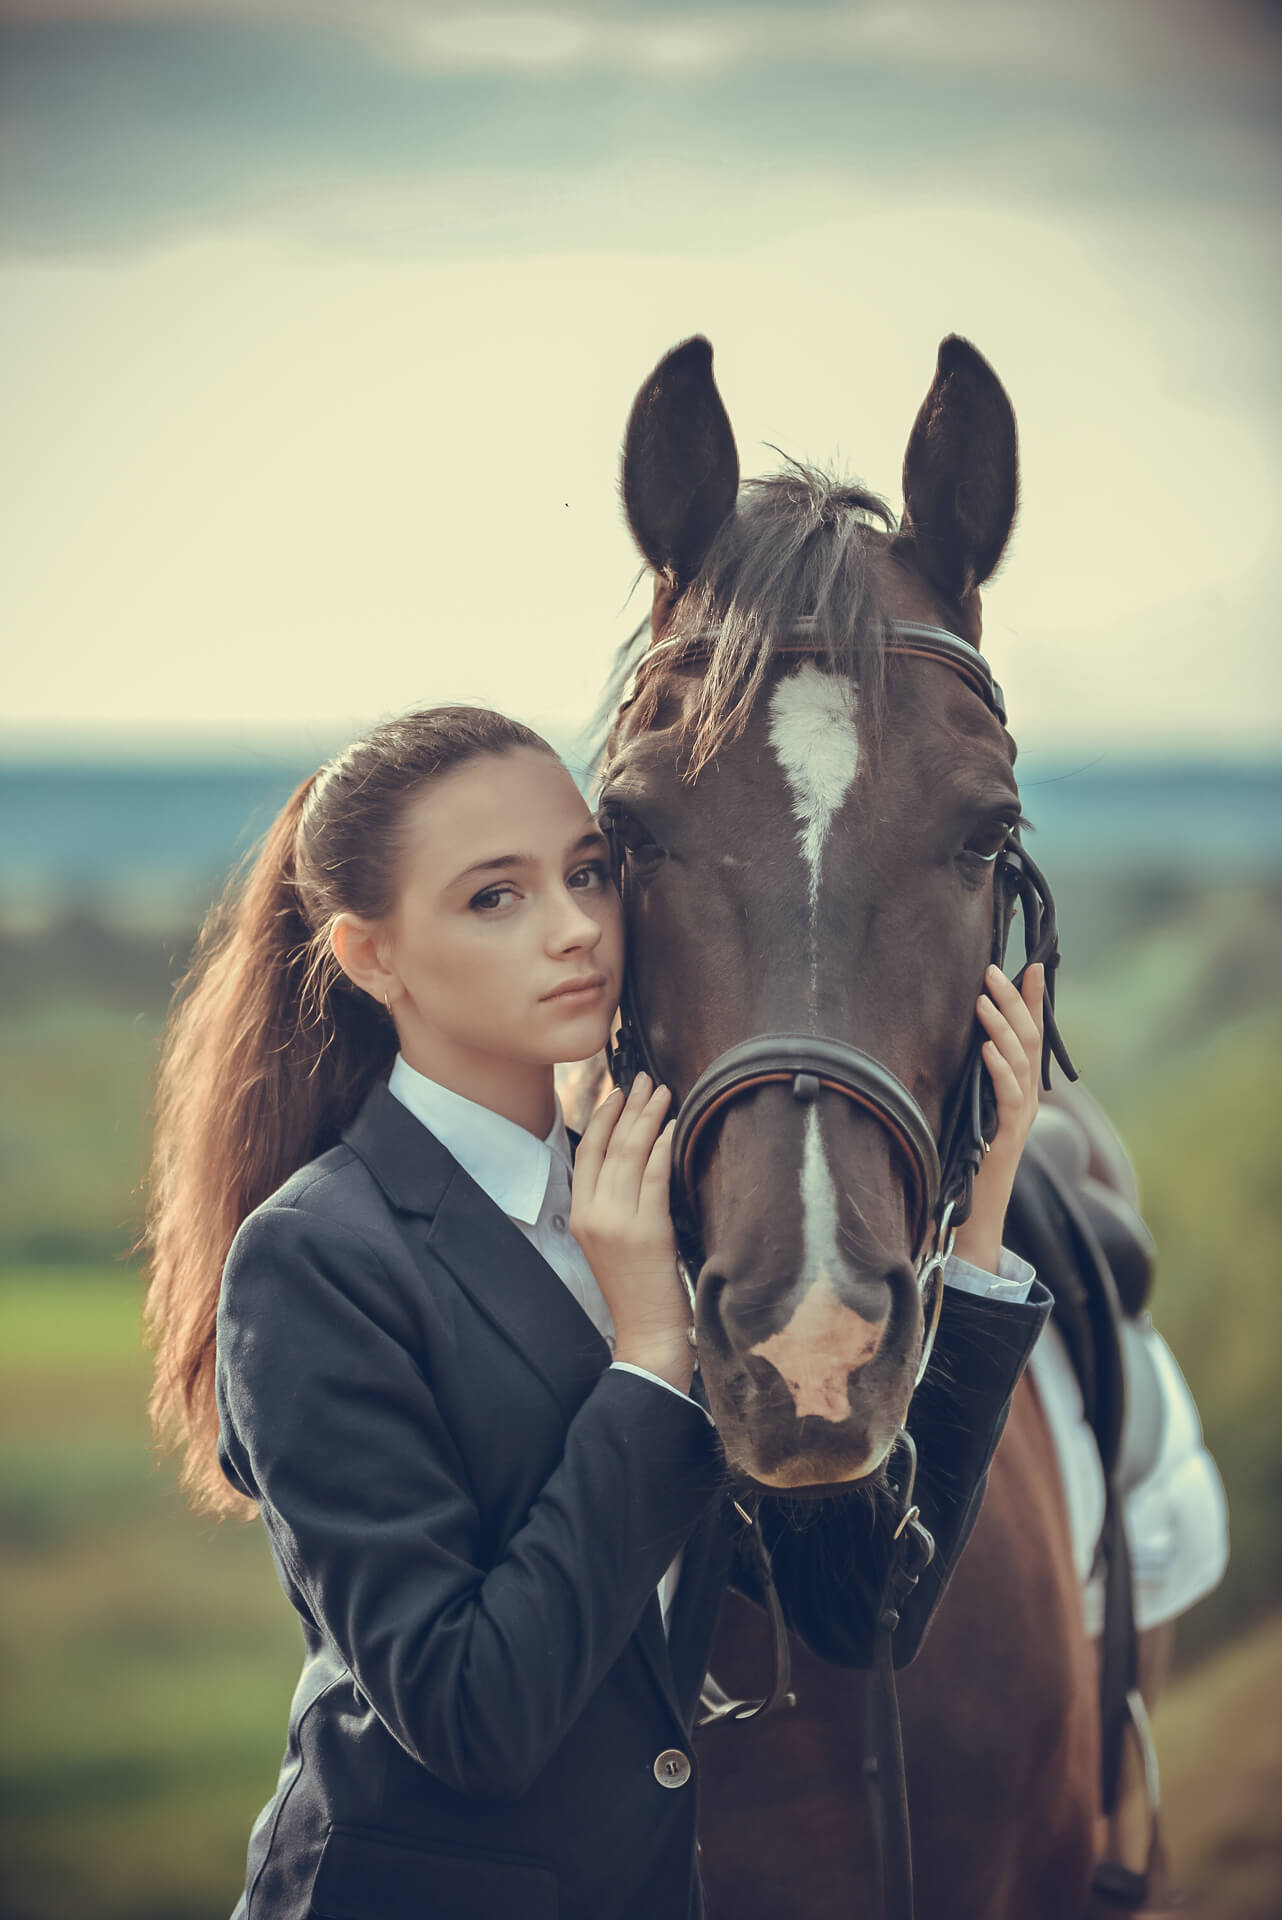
left=2, top=1267, right=1279, bottom=1920
left=0, top=1270, right=300, bottom=1920
left=1, top=877, right=1279, bottom=1916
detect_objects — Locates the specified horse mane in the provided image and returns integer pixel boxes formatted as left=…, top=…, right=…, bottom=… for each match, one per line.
left=600, top=463, right=896, bottom=780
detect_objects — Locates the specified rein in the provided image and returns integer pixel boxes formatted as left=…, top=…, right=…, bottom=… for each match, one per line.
left=602, top=616, right=1078, bottom=1920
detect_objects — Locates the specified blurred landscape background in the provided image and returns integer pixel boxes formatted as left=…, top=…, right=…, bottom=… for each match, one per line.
left=2, top=752, right=1279, bottom=1920
left=3, top=0, right=1280, bottom=1915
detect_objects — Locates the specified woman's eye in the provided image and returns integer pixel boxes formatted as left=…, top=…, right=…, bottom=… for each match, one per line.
left=567, top=860, right=609, bottom=892
left=469, top=884, right=517, bottom=912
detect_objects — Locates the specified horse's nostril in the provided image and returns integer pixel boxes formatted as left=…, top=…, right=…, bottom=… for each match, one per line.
left=880, top=1260, right=917, bottom=1303
left=833, top=1265, right=900, bottom=1331
left=702, top=1266, right=781, bottom=1354
left=694, top=1264, right=732, bottom=1345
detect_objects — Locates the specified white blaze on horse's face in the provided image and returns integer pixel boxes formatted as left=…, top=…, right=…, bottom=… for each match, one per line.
left=748, top=1106, right=886, bottom=1432
left=753, top=665, right=885, bottom=1448
left=766, top=662, right=860, bottom=921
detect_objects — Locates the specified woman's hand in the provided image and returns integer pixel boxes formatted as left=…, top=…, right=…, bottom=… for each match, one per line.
left=951, top=962, right=1045, bottom=1276
left=569, top=1072, right=694, bottom=1393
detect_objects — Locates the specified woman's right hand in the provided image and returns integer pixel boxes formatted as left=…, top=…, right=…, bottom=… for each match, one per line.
left=569, top=1073, right=694, bottom=1393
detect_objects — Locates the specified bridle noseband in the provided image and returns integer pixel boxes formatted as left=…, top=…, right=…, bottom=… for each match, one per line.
left=602, top=617, right=1076, bottom=1376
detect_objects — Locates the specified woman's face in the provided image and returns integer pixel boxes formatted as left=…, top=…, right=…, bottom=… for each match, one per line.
left=381, top=746, right=623, bottom=1078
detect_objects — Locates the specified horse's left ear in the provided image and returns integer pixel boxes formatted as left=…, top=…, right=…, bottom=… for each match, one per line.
left=622, top=335, right=740, bottom=589
left=895, top=336, right=1018, bottom=606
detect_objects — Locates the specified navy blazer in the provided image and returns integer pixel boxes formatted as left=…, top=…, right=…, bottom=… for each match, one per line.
left=215, top=1080, right=1050, bottom=1920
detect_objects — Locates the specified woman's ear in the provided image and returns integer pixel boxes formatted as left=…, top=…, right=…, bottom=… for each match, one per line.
left=330, top=913, right=399, bottom=1011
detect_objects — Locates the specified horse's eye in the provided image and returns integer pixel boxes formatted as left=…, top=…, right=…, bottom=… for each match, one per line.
left=962, top=818, right=1017, bottom=863
left=598, top=802, right=664, bottom=864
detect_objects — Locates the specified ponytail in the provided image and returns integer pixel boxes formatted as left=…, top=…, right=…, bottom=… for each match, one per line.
left=143, top=706, right=549, bottom=1517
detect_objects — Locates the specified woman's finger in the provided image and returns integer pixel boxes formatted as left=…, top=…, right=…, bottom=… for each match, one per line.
left=606, top=1078, right=667, bottom=1150
left=1021, top=962, right=1046, bottom=1039
left=984, top=963, right=1041, bottom=1053
left=592, top=1083, right=670, bottom=1212
left=638, top=1119, right=676, bottom=1198
left=571, top=1086, right=623, bottom=1197
left=982, top=1038, right=1026, bottom=1111
left=605, top=1072, right=654, bottom=1147
left=593, top=1075, right=652, bottom=1177
left=976, top=994, right=1032, bottom=1088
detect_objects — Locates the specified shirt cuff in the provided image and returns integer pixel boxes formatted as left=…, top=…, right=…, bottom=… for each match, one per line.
left=942, top=1246, right=1035, bottom=1305
left=609, top=1360, right=714, bottom=1422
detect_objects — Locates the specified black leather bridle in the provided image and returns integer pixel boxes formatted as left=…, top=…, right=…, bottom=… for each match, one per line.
left=602, top=617, right=1076, bottom=1370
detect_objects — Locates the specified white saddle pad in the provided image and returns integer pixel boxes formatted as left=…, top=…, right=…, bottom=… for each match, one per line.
left=1026, top=1317, right=1229, bottom=1638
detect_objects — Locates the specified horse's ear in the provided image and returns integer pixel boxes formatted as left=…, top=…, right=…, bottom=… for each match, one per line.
left=895, top=336, right=1018, bottom=604
left=622, top=336, right=740, bottom=588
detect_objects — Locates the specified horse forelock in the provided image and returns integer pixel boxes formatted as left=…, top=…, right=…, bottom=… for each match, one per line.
left=599, top=464, right=896, bottom=779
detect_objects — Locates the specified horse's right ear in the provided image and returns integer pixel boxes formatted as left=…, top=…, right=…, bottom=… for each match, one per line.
left=895, top=336, right=1018, bottom=607
left=622, top=336, right=740, bottom=588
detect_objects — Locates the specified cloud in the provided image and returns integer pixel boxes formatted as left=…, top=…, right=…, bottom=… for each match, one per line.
left=0, top=1, right=1278, bottom=256
left=1, top=1, right=1277, bottom=760
left=3, top=194, right=1279, bottom=753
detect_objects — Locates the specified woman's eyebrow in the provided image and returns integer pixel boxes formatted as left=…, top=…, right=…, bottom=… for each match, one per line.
left=451, top=851, right=528, bottom=885
left=449, top=831, right=606, bottom=889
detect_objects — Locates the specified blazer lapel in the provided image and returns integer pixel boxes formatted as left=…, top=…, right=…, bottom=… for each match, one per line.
left=430, top=1172, right=611, bottom=1422
left=343, top=1082, right=610, bottom=1423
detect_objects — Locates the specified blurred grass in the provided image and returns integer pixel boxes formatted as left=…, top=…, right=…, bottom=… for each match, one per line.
left=0, top=1270, right=300, bottom=1920
left=0, top=1006, right=161, bottom=1263
left=1155, top=1612, right=1282, bottom=1919
left=0, top=877, right=1279, bottom=1915
left=1049, top=881, right=1282, bottom=1658
left=1, top=1267, right=1279, bottom=1919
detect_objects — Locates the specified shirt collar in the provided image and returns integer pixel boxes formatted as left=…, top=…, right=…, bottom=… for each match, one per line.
left=387, top=1054, right=570, bottom=1226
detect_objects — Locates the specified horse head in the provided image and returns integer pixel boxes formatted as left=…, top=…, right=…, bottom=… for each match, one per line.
left=601, top=334, right=1044, bottom=1492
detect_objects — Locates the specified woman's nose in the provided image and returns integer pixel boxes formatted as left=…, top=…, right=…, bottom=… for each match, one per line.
left=550, top=892, right=603, bottom=952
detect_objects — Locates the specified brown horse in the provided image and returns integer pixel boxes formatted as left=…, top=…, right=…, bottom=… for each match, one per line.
left=596, top=337, right=1167, bottom=1917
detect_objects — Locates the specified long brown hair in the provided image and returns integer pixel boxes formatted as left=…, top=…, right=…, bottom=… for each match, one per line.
left=144, top=706, right=552, bottom=1517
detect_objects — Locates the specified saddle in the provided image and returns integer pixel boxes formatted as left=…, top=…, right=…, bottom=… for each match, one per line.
left=1004, top=1087, right=1163, bottom=1912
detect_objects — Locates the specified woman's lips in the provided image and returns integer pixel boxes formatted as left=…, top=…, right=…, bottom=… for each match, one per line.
left=541, top=974, right=607, bottom=1004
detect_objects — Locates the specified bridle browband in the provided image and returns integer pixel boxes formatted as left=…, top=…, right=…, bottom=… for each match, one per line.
left=602, top=616, right=1076, bottom=1376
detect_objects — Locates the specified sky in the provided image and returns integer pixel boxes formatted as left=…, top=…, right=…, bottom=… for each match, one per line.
left=2, top=0, right=1280, bottom=764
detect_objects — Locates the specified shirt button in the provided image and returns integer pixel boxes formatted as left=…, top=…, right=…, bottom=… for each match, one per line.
left=551, top=1213, right=568, bottom=1233
left=653, top=1749, right=691, bottom=1789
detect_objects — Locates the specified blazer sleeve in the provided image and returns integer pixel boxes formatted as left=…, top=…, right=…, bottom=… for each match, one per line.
left=740, top=1279, right=1052, bottom=1668
left=215, top=1204, right=723, bottom=1802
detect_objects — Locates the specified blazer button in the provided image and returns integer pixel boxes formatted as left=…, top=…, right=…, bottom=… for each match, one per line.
left=653, top=1748, right=692, bottom=1789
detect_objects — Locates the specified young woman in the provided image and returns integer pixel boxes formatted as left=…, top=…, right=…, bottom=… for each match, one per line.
left=145, top=705, right=1050, bottom=1920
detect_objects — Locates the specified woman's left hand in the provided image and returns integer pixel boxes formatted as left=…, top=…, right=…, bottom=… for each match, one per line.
left=951, top=962, right=1044, bottom=1275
